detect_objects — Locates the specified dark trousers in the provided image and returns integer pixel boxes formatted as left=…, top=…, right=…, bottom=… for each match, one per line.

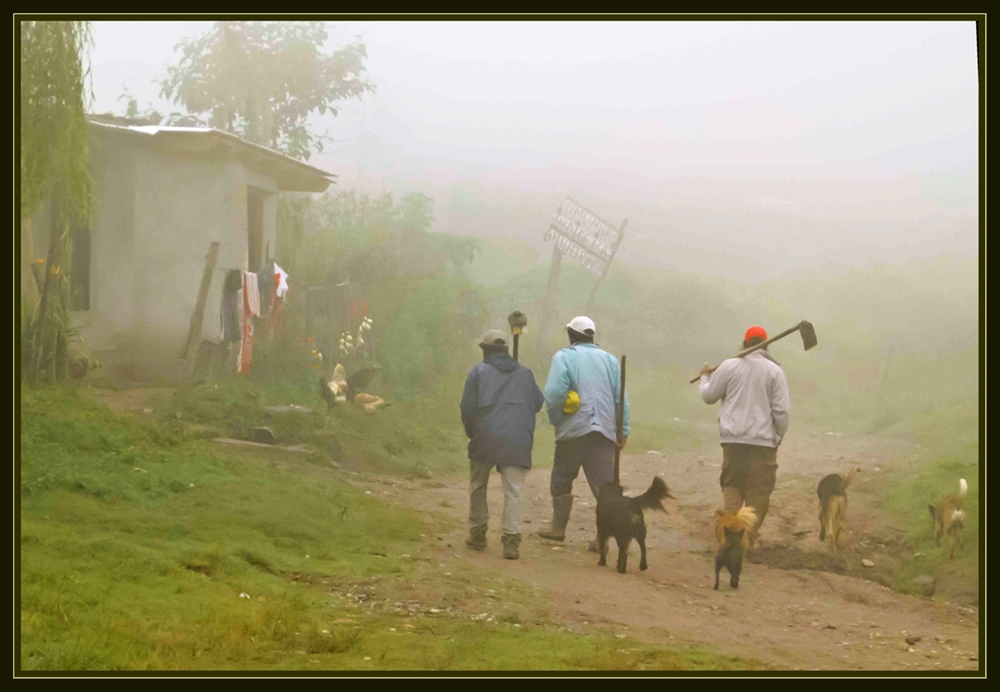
left=720, top=443, right=778, bottom=539
left=550, top=431, right=616, bottom=498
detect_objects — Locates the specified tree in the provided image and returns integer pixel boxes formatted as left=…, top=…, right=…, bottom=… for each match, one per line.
left=157, top=21, right=374, bottom=160
left=20, top=20, right=92, bottom=222
left=19, top=20, right=94, bottom=382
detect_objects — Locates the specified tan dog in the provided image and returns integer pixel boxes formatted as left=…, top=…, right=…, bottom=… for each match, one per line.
left=930, top=478, right=968, bottom=560
left=714, top=506, right=758, bottom=590
left=817, top=464, right=860, bottom=555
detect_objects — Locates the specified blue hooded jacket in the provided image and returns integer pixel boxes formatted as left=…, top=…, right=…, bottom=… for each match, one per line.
left=460, top=351, right=545, bottom=469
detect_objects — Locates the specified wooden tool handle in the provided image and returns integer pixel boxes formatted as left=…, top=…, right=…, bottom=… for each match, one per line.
left=690, top=322, right=804, bottom=384
left=614, top=355, right=626, bottom=485
left=689, top=365, right=719, bottom=385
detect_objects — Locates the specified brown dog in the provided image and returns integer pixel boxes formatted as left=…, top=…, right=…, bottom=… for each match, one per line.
left=817, top=464, right=860, bottom=555
left=930, top=478, right=968, bottom=560
left=714, top=506, right=758, bottom=590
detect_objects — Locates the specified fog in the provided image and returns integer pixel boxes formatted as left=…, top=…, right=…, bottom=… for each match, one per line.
left=89, top=20, right=979, bottom=281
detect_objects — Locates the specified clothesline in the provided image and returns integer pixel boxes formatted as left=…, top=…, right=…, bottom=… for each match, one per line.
left=220, top=261, right=291, bottom=375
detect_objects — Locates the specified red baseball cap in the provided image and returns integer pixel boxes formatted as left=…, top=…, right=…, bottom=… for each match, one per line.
left=745, top=326, right=767, bottom=342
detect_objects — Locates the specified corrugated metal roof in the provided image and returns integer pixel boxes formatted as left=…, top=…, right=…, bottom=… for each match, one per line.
left=86, top=116, right=336, bottom=191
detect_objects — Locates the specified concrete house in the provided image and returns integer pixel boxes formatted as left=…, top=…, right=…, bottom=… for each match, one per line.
left=23, top=114, right=334, bottom=382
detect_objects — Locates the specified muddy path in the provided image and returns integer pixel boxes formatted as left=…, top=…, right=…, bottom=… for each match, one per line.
left=343, top=428, right=980, bottom=671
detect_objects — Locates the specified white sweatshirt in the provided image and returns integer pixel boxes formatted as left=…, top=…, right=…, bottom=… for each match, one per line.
left=699, top=351, right=790, bottom=448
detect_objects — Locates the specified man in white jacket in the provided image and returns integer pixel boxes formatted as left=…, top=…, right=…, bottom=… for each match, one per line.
left=699, top=326, right=790, bottom=546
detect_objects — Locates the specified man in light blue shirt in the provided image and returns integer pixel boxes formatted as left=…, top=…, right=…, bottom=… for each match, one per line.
left=537, top=316, right=629, bottom=550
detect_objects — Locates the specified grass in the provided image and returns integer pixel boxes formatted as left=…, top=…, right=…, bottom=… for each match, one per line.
left=19, top=385, right=763, bottom=671
left=159, top=372, right=577, bottom=476
left=882, top=397, right=979, bottom=605
left=163, top=377, right=471, bottom=480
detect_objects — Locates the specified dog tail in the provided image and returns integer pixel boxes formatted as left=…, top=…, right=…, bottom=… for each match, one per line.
left=715, top=506, right=759, bottom=545
left=958, top=478, right=968, bottom=500
left=841, top=464, right=860, bottom=493
left=734, top=506, right=758, bottom=533
left=631, top=476, right=673, bottom=513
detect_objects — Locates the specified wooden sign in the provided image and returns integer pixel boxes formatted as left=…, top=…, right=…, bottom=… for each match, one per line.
left=543, top=197, right=625, bottom=277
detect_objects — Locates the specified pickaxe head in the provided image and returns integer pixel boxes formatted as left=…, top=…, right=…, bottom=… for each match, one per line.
left=799, top=321, right=818, bottom=351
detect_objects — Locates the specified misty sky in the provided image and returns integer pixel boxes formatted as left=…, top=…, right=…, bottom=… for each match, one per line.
left=87, top=20, right=979, bottom=277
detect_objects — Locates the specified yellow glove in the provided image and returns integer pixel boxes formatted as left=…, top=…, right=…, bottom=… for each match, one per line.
left=563, top=390, right=581, bottom=414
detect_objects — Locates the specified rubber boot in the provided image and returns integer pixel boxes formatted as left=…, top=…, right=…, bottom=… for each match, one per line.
left=466, top=526, right=487, bottom=551
left=537, top=494, right=573, bottom=541
left=501, top=533, right=522, bottom=560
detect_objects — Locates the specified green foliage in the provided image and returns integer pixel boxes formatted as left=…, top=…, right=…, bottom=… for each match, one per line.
left=23, top=254, right=79, bottom=383
left=20, top=20, right=95, bottom=383
left=20, top=386, right=762, bottom=671
left=270, top=190, right=484, bottom=396
left=164, top=375, right=469, bottom=479
left=157, top=21, right=374, bottom=160
left=883, top=398, right=979, bottom=605
left=379, top=274, right=490, bottom=399
left=19, top=20, right=93, bottom=221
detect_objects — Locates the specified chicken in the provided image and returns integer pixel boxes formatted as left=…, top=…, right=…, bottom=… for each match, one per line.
left=320, top=363, right=379, bottom=409
left=355, top=392, right=388, bottom=413
left=318, top=377, right=340, bottom=408
left=346, top=366, right=380, bottom=403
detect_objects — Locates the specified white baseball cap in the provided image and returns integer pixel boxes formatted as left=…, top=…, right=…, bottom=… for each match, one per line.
left=566, top=316, right=596, bottom=335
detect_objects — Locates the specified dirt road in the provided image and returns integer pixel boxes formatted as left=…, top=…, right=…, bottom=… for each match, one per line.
left=95, top=386, right=979, bottom=670
left=350, top=428, right=980, bottom=671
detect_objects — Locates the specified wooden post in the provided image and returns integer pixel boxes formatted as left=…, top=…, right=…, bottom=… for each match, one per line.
left=179, top=241, right=221, bottom=360
left=508, top=311, right=527, bottom=363
left=585, top=219, right=627, bottom=315
left=537, top=245, right=563, bottom=362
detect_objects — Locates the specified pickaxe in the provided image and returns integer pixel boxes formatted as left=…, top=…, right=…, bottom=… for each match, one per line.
left=690, top=321, right=818, bottom=384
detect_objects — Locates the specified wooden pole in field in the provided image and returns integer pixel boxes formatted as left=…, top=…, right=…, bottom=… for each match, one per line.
left=614, top=354, right=626, bottom=486
left=179, top=241, right=221, bottom=360
left=537, top=245, right=563, bottom=362
left=585, top=219, right=627, bottom=315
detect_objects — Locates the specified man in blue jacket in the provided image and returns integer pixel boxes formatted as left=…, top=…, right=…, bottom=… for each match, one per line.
left=537, top=316, right=629, bottom=551
left=461, top=329, right=545, bottom=560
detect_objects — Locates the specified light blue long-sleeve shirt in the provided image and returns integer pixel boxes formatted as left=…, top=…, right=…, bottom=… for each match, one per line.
left=543, top=343, right=629, bottom=443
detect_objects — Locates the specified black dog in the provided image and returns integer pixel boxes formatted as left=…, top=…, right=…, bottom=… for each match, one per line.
left=596, top=477, right=673, bottom=574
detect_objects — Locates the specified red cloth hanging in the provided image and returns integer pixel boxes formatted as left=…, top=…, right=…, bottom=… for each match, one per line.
left=237, top=274, right=256, bottom=374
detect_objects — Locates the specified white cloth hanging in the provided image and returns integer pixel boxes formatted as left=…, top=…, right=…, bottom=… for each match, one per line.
left=243, top=271, right=260, bottom=317
left=274, top=263, right=289, bottom=299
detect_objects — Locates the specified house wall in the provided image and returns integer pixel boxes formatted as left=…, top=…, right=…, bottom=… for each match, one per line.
left=79, top=134, right=138, bottom=351
left=79, top=139, right=281, bottom=382
left=26, top=129, right=290, bottom=383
